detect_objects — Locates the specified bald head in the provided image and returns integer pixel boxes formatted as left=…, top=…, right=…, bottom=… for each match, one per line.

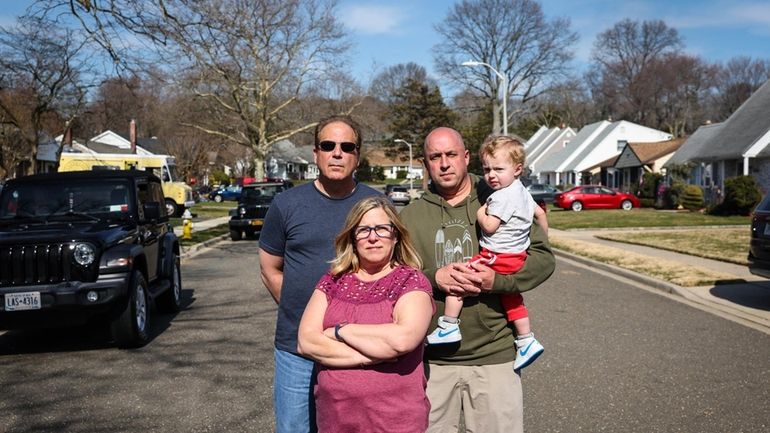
left=423, top=126, right=470, bottom=201
left=424, top=127, right=465, bottom=151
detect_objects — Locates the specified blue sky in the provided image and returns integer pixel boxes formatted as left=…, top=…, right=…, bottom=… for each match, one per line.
left=337, top=0, right=770, bottom=84
left=2, top=0, right=769, bottom=87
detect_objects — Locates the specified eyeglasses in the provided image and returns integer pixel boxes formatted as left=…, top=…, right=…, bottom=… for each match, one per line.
left=354, top=224, right=395, bottom=240
left=317, top=140, right=358, bottom=153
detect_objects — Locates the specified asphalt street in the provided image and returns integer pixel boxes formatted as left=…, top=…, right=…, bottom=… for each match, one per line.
left=1, top=239, right=769, bottom=432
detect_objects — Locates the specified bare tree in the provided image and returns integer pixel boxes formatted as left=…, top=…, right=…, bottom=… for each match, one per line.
left=589, top=18, right=682, bottom=125
left=709, top=56, right=770, bottom=121
left=31, top=0, right=354, bottom=179
left=0, top=15, right=88, bottom=176
left=648, top=53, right=717, bottom=137
left=434, top=0, right=577, bottom=134
left=369, top=62, right=435, bottom=105
left=521, top=78, right=597, bottom=132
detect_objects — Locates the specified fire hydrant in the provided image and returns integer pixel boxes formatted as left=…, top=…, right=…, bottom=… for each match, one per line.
left=181, top=209, right=193, bottom=240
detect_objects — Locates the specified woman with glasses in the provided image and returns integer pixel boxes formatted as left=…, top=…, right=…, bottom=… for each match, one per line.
left=298, top=196, right=435, bottom=433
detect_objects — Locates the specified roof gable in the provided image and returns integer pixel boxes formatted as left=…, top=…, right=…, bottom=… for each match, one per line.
left=528, top=127, right=576, bottom=164
left=537, top=121, right=610, bottom=172
left=564, top=121, right=671, bottom=172
left=700, top=79, right=770, bottom=159
left=615, top=138, right=685, bottom=169
left=665, top=122, right=724, bottom=166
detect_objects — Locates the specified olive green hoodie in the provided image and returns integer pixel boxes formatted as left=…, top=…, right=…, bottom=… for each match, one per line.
left=400, top=174, right=555, bottom=365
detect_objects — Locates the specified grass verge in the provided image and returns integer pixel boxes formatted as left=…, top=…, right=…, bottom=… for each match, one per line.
left=549, top=235, right=739, bottom=287
left=547, top=208, right=750, bottom=230
left=180, top=224, right=230, bottom=247
left=595, top=228, right=750, bottom=265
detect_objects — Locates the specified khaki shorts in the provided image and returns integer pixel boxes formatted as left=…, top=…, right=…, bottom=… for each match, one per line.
left=425, top=361, right=522, bottom=433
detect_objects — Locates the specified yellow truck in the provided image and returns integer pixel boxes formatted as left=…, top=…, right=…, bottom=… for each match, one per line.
left=58, top=152, right=194, bottom=216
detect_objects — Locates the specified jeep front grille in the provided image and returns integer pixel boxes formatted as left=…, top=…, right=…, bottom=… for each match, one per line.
left=243, top=206, right=270, bottom=219
left=0, top=243, right=73, bottom=287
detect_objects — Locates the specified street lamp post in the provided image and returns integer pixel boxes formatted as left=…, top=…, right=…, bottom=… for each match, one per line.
left=394, top=139, right=414, bottom=192
left=462, top=60, right=507, bottom=135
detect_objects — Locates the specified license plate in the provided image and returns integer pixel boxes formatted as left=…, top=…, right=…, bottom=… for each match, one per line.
left=4, top=292, right=41, bottom=311
left=251, top=220, right=263, bottom=226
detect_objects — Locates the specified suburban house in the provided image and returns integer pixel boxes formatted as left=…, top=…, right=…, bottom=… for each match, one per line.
left=587, top=138, right=686, bottom=190
left=79, top=129, right=166, bottom=155
left=34, top=126, right=164, bottom=174
left=35, top=137, right=66, bottom=174
left=264, top=139, right=318, bottom=180
left=532, top=120, right=671, bottom=187
left=362, top=147, right=422, bottom=181
left=665, top=78, right=770, bottom=196
left=524, top=125, right=577, bottom=180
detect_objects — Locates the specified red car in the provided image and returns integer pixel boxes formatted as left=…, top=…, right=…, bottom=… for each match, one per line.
left=554, top=185, right=641, bottom=211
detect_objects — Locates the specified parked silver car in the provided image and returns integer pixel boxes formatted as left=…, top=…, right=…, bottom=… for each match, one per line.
left=387, top=186, right=411, bottom=205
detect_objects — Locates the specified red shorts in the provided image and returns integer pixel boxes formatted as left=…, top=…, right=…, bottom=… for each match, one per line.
left=469, top=248, right=529, bottom=322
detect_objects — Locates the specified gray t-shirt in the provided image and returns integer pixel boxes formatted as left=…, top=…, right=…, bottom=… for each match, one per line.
left=479, top=179, right=536, bottom=253
left=259, top=181, right=380, bottom=354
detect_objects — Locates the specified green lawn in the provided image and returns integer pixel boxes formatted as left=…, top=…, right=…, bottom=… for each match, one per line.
left=547, top=207, right=751, bottom=230
left=596, top=228, right=751, bottom=265
left=179, top=224, right=230, bottom=247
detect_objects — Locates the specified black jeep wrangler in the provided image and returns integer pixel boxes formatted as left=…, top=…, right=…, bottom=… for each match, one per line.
left=228, top=181, right=292, bottom=241
left=0, top=170, right=182, bottom=348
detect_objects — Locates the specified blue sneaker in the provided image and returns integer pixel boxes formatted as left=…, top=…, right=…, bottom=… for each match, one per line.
left=514, top=337, right=544, bottom=370
left=426, top=316, right=462, bottom=344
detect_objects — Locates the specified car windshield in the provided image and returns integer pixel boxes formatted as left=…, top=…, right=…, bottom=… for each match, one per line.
left=242, top=184, right=285, bottom=200
left=0, top=179, right=133, bottom=221
left=756, top=194, right=770, bottom=212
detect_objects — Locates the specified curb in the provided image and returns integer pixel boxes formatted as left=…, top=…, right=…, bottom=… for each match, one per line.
left=180, top=233, right=230, bottom=260
left=552, top=248, right=689, bottom=298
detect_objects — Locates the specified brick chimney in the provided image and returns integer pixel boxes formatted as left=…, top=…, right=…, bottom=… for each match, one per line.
left=129, top=119, right=137, bottom=154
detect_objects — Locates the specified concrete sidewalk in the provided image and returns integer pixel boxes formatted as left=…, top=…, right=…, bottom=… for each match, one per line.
left=173, top=216, right=230, bottom=237
left=551, top=228, right=770, bottom=334
left=175, top=216, right=231, bottom=259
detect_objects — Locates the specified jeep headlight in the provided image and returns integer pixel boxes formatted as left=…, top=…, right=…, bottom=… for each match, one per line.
left=239, top=206, right=246, bottom=216
left=73, top=243, right=95, bottom=266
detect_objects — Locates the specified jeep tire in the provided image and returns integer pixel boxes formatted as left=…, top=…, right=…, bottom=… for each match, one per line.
left=111, top=270, right=150, bottom=348
left=156, top=255, right=182, bottom=313
left=230, top=228, right=242, bottom=241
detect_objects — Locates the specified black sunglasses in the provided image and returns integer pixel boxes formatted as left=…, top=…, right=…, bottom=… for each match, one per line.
left=317, top=140, right=358, bottom=153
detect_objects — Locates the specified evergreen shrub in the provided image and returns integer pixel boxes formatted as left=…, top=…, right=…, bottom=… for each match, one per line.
left=680, top=185, right=704, bottom=211
left=712, top=176, right=762, bottom=215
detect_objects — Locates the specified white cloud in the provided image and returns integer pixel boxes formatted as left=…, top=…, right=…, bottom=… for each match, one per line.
left=667, top=1, right=770, bottom=29
left=340, top=4, right=406, bottom=35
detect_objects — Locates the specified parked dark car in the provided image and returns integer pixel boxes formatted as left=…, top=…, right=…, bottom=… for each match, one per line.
left=228, top=181, right=293, bottom=240
left=526, top=183, right=560, bottom=204
left=0, top=170, right=182, bottom=348
left=748, top=194, right=770, bottom=278
left=193, top=185, right=213, bottom=202
left=554, top=185, right=641, bottom=211
left=209, top=185, right=242, bottom=202
left=387, top=186, right=411, bottom=205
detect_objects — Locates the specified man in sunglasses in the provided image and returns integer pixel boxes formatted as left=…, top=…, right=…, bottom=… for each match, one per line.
left=400, top=127, right=555, bottom=433
left=258, top=115, right=380, bottom=433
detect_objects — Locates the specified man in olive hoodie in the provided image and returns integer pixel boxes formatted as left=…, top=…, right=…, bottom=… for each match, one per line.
left=400, top=127, right=555, bottom=433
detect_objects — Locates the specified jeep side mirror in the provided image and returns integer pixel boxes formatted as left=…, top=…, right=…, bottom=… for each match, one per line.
left=228, top=209, right=238, bottom=217
left=143, top=202, right=162, bottom=221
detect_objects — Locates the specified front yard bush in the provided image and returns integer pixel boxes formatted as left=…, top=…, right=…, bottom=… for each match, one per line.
left=711, top=175, right=762, bottom=215
left=680, top=185, right=704, bottom=211
left=638, top=172, right=663, bottom=200
left=663, top=181, right=686, bottom=209
left=639, top=198, right=655, bottom=208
